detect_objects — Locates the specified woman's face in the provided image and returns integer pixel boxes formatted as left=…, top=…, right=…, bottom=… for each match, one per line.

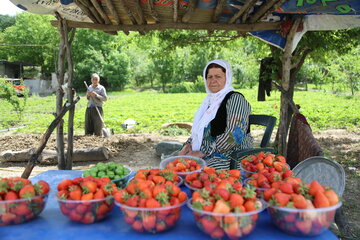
left=206, top=67, right=226, bottom=93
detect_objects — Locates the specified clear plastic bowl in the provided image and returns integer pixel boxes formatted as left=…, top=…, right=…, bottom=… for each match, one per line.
left=56, top=196, right=114, bottom=224
left=0, top=193, right=49, bottom=226
left=267, top=202, right=342, bottom=236
left=159, top=155, right=206, bottom=179
left=115, top=200, right=186, bottom=233
left=111, top=167, right=133, bottom=188
left=187, top=198, right=267, bottom=239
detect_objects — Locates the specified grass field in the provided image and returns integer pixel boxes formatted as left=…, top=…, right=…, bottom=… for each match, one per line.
left=0, top=89, right=359, bottom=135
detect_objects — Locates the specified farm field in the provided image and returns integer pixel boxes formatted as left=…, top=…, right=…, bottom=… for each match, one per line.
left=0, top=89, right=359, bottom=239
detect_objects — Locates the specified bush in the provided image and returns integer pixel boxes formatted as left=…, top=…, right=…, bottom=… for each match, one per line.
left=168, top=77, right=205, bottom=93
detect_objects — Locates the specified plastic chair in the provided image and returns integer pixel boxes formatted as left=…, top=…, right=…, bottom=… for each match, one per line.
left=230, top=114, right=277, bottom=169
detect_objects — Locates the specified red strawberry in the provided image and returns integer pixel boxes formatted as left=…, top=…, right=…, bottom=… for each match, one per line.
left=34, top=180, right=50, bottom=195
left=279, top=182, right=294, bottom=194
left=324, top=190, right=339, bottom=206
left=273, top=192, right=290, bottom=207
left=200, top=217, right=218, bottom=234
left=5, top=191, right=19, bottom=200
left=295, top=220, right=312, bottom=234
left=19, top=185, right=36, bottom=199
left=292, top=194, right=307, bottom=209
left=314, top=191, right=330, bottom=208
left=309, top=180, right=324, bottom=196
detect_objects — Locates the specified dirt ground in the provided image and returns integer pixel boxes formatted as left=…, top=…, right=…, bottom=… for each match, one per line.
left=0, top=129, right=359, bottom=239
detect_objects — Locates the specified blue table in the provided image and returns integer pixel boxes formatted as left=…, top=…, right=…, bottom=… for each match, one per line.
left=0, top=170, right=338, bottom=240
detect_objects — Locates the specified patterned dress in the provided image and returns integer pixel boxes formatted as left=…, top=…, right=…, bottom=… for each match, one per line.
left=188, top=93, right=253, bottom=169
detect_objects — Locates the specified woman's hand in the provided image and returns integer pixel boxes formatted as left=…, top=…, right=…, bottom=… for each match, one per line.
left=188, top=150, right=206, bottom=158
left=179, top=143, right=192, bottom=155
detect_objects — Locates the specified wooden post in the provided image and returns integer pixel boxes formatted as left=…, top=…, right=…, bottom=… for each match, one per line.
left=62, top=20, right=76, bottom=170
left=21, top=97, right=80, bottom=179
left=278, top=17, right=302, bottom=156
left=56, top=13, right=66, bottom=170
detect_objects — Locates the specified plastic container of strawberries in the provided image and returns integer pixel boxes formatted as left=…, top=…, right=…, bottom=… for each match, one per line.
left=187, top=198, right=267, bottom=239
left=56, top=196, right=114, bottom=224
left=0, top=193, right=49, bottom=226
left=159, top=155, right=206, bottom=179
left=267, top=202, right=342, bottom=237
left=115, top=200, right=186, bottom=233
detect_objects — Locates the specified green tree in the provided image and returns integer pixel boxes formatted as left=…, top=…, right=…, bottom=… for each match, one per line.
left=0, top=14, right=15, bottom=32
left=0, top=13, right=58, bottom=72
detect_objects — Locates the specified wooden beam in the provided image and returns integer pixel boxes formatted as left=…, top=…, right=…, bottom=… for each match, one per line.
left=248, top=0, right=286, bottom=23
left=74, top=0, right=98, bottom=23
left=21, top=97, right=80, bottom=179
left=118, top=0, right=136, bottom=25
left=278, top=16, right=302, bottom=156
left=79, top=0, right=104, bottom=24
left=147, top=0, right=159, bottom=23
left=228, top=0, right=257, bottom=24
left=51, top=20, right=280, bottom=32
left=182, top=0, right=198, bottom=23
left=213, top=0, right=226, bottom=22
left=173, top=0, right=178, bottom=23
left=89, top=0, right=111, bottom=24
left=103, top=0, right=121, bottom=24
left=131, top=0, right=146, bottom=25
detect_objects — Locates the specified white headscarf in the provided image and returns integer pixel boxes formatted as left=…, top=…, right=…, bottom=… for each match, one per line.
left=191, top=59, right=234, bottom=151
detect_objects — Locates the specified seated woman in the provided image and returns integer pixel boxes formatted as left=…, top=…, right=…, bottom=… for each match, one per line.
left=179, top=59, right=253, bottom=169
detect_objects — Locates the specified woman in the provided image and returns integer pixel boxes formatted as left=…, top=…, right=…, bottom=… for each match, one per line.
left=179, top=59, right=253, bottom=169
left=85, top=73, right=107, bottom=136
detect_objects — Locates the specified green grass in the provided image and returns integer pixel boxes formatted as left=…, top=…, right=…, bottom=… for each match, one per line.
left=0, top=89, right=359, bottom=135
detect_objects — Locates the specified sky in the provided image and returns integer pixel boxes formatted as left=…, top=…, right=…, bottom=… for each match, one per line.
left=0, top=0, right=24, bottom=16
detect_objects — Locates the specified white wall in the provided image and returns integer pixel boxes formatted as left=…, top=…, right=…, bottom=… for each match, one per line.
left=24, top=79, right=55, bottom=95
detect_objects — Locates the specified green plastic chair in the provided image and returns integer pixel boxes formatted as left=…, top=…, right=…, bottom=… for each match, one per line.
left=230, top=114, right=277, bottom=169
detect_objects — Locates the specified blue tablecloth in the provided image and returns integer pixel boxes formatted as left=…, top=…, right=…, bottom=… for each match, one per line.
left=0, top=170, right=339, bottom=240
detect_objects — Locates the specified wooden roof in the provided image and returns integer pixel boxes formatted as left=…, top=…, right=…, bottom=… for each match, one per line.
left=50, top=0, right=285, bottom=34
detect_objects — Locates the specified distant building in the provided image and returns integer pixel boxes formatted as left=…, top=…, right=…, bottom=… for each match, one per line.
left=0, top=59, right=55, bottom=95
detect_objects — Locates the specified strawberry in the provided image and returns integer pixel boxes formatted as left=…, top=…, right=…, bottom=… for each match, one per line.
left=214, top=188, right=230, bottom=201
left=229, top=193, right=244, bottom=208
left=244, top=200, right=256, bottom=212
left=272, top=192, right=290, bottom=207
left=5, top=191, right=19, bottom=200
left=324, top=190, right=339, bottom=206
left=279, top=182, right=294, bottom=194
left=142, top=214, right=156, bottom=231
left=295, top=220, right=312, bottom=235
left=200, top=217, right=218, bottom=234
left=57, top=179, right=74, bottom=191
left=19, top=184, right=36, bottom=199
left=34, top=180, right=50, bottom=195
left=213, top=199, right=230, bottom=214
left=263, top=188, right=277, bottom=201
left=69, top=188, right=82, bottom=200
left=314, top=191, right=330, bottom=208
left=145, top=198, right=161, bottom=208
left=309, top=180, right=324, bottom=196
left=292, top=194, right=307, bottom=209
left=81, top=181, right=97, bottom=193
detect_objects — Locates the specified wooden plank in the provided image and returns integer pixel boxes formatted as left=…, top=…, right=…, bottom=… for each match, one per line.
left=182, top=0, right=198, bottom=23
left=213, top=0, right=227, bottom=22
left=249, top=0, right=287, bottom=23
left=51, top=20, right=280, bottom=32
left=74, top=0, right=98, bottom=23
left=103, top=0, right=121, bottom=24
left=89, top=0, right=111, bottom=24
left=118, top=0, right=136, bottom=24
left=147, top=0, right=159, bottom=23
left=21, top=96, right=80, bottom=179
left=228, top=0, right=257, bottom=24
left=79, top=0, right=104, bottom=24
left=173, top=0, right=178, bottom=23
left=130, top=0, right=146, bottom=25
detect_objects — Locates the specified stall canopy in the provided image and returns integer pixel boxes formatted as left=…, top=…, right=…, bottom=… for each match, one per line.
left=9, top=0, right=360, bottom=52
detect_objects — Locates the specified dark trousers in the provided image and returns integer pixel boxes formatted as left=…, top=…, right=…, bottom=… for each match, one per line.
left=85, top=107, right=103, bottom=136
